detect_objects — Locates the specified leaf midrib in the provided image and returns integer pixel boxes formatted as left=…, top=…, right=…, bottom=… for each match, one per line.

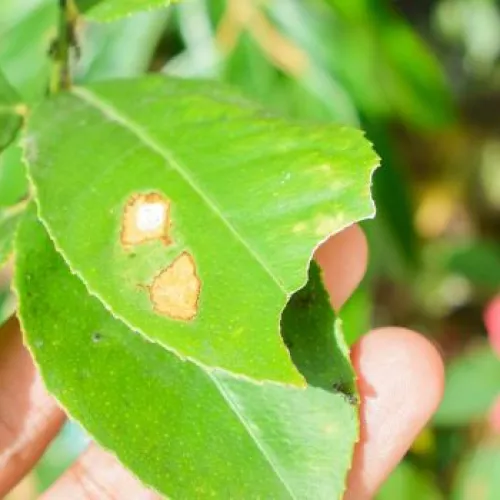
left=72, top=86, right=287, bottom=296
left=208, top=372, right=298, bottom=499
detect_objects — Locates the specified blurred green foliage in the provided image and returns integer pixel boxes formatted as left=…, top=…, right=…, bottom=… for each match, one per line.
left=377, top=461, right=444, bottom=500
left=453, top=442, right=500, bottom=500
left=435, top=346, right=500, bottom=426
left=34, top=423, right=88, bottom=493
left=1, top=0, right=500, bottom=498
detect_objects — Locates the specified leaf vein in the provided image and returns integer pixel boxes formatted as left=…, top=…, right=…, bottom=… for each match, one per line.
left=208, top=372, right=298, bottom=500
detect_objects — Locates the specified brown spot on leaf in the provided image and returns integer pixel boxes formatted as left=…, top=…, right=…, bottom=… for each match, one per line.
left=121, top=193, right=172, bottom=248
left=150, top=252, right=201, bottom=321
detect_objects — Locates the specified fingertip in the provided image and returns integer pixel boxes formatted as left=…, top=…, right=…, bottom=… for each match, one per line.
left=314, top=224, right=368, bottom=310
left=354, top=327, right=445, bottom=410
left=345, top=328, right=444, bottom=500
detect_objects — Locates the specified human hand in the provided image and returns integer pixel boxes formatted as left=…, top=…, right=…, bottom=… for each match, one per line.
left=0, top=226, right=444, bottom=499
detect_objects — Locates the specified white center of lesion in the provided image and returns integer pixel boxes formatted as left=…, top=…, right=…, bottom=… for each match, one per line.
left=136, top=203, right=167, bottom=232
left=121, top=192, right=172, bottom=248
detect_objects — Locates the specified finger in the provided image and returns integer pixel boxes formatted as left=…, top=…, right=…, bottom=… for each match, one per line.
left=345, top=328, right=445, bottom=500
left=0, top=318, right=65, bottom=497
left=42, top=445, right=159, bottom=500
left=315, top=224, right=368, bottom=311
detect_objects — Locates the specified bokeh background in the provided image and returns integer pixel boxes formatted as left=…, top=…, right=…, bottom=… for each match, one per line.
left=1, top=0, right=500, bottom=498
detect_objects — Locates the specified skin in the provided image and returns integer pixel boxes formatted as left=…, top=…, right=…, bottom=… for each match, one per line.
left=0, top=225, right=444, bottom=499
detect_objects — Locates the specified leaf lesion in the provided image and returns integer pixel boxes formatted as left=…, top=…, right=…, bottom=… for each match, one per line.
left=148, top=251, right=201, bottom=322
left=121, top=192, right=172, bottom=248
left=120, top=192, right=202, bottom=322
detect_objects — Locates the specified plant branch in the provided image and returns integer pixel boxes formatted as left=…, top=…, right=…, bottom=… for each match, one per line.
left=49, top=0, right=79, bottom=94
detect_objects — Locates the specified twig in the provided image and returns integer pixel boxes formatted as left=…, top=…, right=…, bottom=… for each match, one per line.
left=49, top=0, right=79, bottom=94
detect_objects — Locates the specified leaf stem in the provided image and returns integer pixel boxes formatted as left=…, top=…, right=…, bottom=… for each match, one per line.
left=49, top=0, right=79, bottom=94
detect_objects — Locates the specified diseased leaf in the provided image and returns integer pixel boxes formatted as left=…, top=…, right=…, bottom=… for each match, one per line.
left=16, top=206, right=359, bottom=499
left=75, top=0, right=175, bottom=22
left=26, top=75, right=379, bottom=383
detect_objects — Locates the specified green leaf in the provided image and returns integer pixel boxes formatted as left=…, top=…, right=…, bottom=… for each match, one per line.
left=368, top=123, right=419, bottom=270
left=453, top=442, right=500, bottom=500
left=74, top=9, right=171, bottom=83
left=0, top=70, right=23, bottom=151
left=446, top=241, right=500, bottom=290
left=26, top=75, right=379, bottom=384
left=377, top=461, right=443, bottom=500
left=0, top=0, right=57, bottom=102
left=220, top=22, right=358, bottom=126
left=0, top=283, right=16, bottom=328
left=340, top=284, right=371, bottom=346
left=16, top=206, right=359, bottom=499
left=0, top=140, right=29, bottom=208
left=323, top=0, right=454, bottom=129
left=75, top=0, right=175, bottom=22
left=282, top=262, right=357, bottom=397
left=0, top=139, right=28, bottom=269
left=35, top=422, right=88, bottom=493
left=434, top=345, right=500, bottom=426
left=0, top=205, right=24, bottom=267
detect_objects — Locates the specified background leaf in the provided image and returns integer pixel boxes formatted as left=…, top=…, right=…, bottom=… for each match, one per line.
left=26, top=75, right=378, bottom=383
left=0, top=70, right=22, bottom=151
left=74, top=8, right=171, bottom=82
left=0, top=140, right=28, bottom=270
left=0, top=141, right=28, bottom=208
left=0, top=0, right=56, bottom=102
left=453, top=442, right=500, bottom=500
left=16, top=206, right=359, bottom=499
left=34, top=422, right=88, bottom=493
left=75, top=0, right=174, bottom=22
left=340, top=284, right=372, bottom=346
left=446, top=242, right=500, bottom=290
left=323, top=0, right=454, bottom=129
left=377, top=461, right=444, bottom=500
left=0, top=207, right=23, bottom=268
left=434, top=345, right=500, bottom=426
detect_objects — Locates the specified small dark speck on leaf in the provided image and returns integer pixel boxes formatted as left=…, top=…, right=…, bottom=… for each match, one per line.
left=345, top=394, right=359, bottom=406
left=92, top=332, right=103, bottom=343
left=332, top=381, right=358, bottom=406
